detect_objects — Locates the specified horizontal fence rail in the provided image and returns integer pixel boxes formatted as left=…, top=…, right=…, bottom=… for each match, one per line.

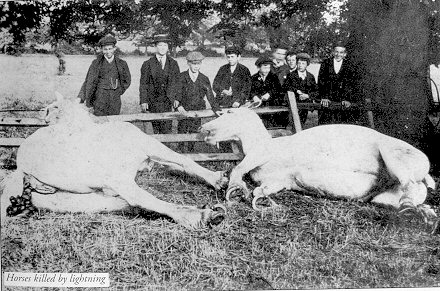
left=0, top=101, right=374, bottom=163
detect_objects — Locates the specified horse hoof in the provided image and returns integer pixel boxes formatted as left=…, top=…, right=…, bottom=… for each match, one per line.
left=398, top=203, right=417, bottom=216
left=208, top=212, right=225, bottom=227
left=252, top=196, right=277, bottom=211
left=212, top=203, right=227, bottom=215
left=226, top=186, right=243, bottom=202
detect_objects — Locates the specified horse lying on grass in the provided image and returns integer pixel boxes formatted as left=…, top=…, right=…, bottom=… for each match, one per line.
left=0, top=94, right=227, bottom=229
left=200, top=107, right=439, bottom=233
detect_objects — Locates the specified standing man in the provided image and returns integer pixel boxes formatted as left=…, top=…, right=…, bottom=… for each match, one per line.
left=317, top=42, right=357, bottom=124
left=80, top=34, right=131, bottom=116
left=213, top=46, right=251, bottom=108
left=283, top=52, right=318, bottom=126
left=139, top=34, right=180, bottom=134
left=171, top=51, right=220, bottom=152
left=271, top=45, right=290, bottom=86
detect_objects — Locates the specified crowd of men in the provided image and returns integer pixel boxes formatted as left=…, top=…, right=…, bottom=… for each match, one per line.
left=79, top=34, right=360, bottom=138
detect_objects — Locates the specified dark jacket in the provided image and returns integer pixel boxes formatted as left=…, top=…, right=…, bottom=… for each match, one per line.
left=250, top=72, right=283, bottom=106
left=139, top=55, right=180, bottom=111
left=212, top=63, right=251, bottom=107
left=78, top=54, right=131, bottom=107
left=271, top=63, right=290, bottom=86
left=317, top=58, right=355, bottom=102
left=283, top=70, right=319, bottom=102
left=171, top=71, right=220, bottom=112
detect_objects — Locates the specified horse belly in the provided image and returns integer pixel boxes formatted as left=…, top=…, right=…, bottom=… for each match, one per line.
left=253, top=156, right=380, bottom=200
left=292, top=169, right=378, bottom=199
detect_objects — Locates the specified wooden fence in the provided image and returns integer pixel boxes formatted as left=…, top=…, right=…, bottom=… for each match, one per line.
left=0, top=94, right=374, bottom=163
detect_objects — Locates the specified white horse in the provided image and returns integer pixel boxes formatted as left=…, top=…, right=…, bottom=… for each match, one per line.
left=0, top=94, right=227, bottom=229
left=200, top=107, right=438, bottom=232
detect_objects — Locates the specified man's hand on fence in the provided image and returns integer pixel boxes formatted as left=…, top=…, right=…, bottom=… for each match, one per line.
left=140, top=103, right=149, bottom=113
left=222, top=88, right=232, bottom=96
left=261, top=93, right=270, bottom=101
left=253, top=96, right=261, bottom=103
left=321, top=99, right=331, bottom=107
left=342, top=100, right=351, bottom=108
left=299, top=93, right=310, bottom=101
left=177, top=106, right=187, bottom=115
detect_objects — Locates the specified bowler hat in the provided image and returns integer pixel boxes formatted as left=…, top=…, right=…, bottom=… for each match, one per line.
left=255, top=55, right=273, bottom=67
left=98, top=34, right=117, bottom=47
left=225, top=46, right=241, bottom=56
left=186, top=51, right=205, bottom=62
left=152, top=34, right=171, bottom=45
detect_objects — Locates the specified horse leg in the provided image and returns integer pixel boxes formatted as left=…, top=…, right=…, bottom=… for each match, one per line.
left=105, top=177, right=225, bottom=229
left=147, top=140, right=228, bottom=190
left=31, top=191, right=129, bottom=213
left=226, top=151, right=270, bottom=202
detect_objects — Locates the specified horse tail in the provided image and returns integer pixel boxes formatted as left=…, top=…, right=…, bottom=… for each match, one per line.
left=1, top=170, right=24, bottom=218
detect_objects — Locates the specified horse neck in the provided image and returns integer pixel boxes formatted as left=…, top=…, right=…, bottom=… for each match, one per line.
left=239, top=126, right=272, bottom=154
left=59, top=107, right=95, bottom=128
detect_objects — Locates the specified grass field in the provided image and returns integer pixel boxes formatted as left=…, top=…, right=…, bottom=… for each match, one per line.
left=1, top=54, right=440, bottom=290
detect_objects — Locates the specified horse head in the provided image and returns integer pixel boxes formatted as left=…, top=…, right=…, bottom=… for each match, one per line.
left=43, top=92, right=93, bottom=125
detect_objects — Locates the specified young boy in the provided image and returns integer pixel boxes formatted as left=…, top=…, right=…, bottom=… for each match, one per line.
left=213, top=46, right=251, bottom=108
left=283, top=52, right=318, bottom=125
left=139, top=34, right=180, bottom=133
left=250, top=55, right=284, bottom=128
left=79, top=34, right=131, bottom=116
left=171, top=51, right=219, bottom=152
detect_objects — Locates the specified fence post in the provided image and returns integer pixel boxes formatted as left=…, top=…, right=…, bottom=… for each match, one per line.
left=287, top=91, right=302, bottom=133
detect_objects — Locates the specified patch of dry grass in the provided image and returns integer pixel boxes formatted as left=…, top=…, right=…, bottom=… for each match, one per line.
left=2, top=164, right=440, bottom=290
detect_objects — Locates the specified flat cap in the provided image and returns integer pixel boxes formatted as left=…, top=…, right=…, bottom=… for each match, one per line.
left=296, top=52, right=311, bottom=61
left=186, top=51, right=205, bottom=62
left=98, top=34, right=117, bottom=47
left=152, top=34, right=171, bottom=44
left=225, top=46, right=241, bottom=56
left=255, top=55, right=273, bottom=67
left=334, top=40, right=347, bottom=48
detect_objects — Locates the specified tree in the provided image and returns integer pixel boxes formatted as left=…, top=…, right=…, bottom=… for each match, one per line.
left=212, top=0, right=332, bottom=50
left=138, top=0, right=213, bottom=50
left=346, top=0, right=440, bottom=169
left=0, top=1, right=44, bottom=48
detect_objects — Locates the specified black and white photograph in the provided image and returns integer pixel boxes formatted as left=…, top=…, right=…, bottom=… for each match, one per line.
left=1, top=0, right=440, bottom=289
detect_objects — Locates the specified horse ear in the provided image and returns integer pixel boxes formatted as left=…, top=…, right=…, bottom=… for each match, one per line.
left=54, top=91, right=64, bottom=102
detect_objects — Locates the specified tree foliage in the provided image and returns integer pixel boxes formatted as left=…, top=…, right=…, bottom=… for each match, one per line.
left=0, top=1, right=44, bottom=45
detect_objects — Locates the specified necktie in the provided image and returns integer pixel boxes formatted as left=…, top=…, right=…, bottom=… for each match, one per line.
left=160, top=57, right=165, bottom=69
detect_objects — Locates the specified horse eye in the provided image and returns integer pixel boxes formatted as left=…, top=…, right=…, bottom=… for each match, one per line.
left=227, top=110, right=233, bottom=113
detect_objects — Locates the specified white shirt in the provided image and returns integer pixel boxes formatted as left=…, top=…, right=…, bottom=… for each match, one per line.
left=230, top=64, right=237, bottom=74
left=189, top=70, right=199, bottom=82
left=104, top=55, right=114, bottom=63
left=298, top=70, right=307, bottom=80
left=156, top=54, right=166, bottom=69
left=333, top=59, right=343, bottom=74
